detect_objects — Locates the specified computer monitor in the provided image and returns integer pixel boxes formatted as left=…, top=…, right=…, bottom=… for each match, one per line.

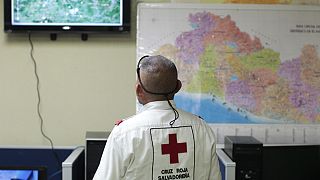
left=86, top=131, right=110, bottom=180
left=262, top=145, right=320, bottom=180
left=0, top=166, right=46, bottom=180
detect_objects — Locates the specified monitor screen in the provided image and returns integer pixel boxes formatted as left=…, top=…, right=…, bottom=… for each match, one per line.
left=0, top=166, right=46, bottom=180
left=262, top=145, right=320, bottom=180
left=4, top=0, right=130, bottom=33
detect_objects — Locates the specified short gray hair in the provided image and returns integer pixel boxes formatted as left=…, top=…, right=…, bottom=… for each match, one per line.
left=139, top=55, right=178, bottom=95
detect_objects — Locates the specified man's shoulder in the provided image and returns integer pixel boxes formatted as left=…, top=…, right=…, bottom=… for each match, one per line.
left=114, top=114, right=137, bottom=126
left=111, top=114, right=149, bottom=136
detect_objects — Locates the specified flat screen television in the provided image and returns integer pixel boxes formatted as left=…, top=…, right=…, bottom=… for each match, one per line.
left=4, top=0, right=130, bottom=34
left=0, top=166, right=47, bottom=180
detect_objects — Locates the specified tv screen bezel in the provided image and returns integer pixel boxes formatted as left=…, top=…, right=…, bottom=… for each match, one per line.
left=3, top=0, right=131, bottom=33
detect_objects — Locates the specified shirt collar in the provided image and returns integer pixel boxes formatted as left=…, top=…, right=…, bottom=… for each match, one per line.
left=139, top=100, right=176, bottom=113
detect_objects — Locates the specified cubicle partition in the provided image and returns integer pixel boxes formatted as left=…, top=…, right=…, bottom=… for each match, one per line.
left=0, top=146, right=73, bottom=180
left=62, top=147, right=85, bottom=180
left=217, top=149, right=236, bottom=180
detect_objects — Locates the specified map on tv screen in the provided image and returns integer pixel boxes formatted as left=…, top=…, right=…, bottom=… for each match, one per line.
left=12, top=0, right=122, bottom=26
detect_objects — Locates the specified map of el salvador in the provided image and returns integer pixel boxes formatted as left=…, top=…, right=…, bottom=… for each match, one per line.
left=156, top=11, right=320, bottom=123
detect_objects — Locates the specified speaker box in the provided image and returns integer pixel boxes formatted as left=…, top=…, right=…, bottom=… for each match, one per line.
left=224, top=136, right=263, bottom=180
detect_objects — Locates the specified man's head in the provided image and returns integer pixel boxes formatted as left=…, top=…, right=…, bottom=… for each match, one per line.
left=136, top=55, right=181, bottom=105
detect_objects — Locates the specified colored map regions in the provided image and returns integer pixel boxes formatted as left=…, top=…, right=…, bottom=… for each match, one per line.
left=156, top=11, right=320, bottom=123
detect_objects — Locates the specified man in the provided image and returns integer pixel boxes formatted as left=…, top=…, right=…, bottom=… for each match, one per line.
left=93, top=55, right=221, bottom=180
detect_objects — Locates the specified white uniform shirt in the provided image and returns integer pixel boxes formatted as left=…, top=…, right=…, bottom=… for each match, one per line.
left=93, top=101, right=221, bottom=180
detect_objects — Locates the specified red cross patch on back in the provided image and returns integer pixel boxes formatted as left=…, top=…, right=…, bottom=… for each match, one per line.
left=150, top=126, right=195, bottom=180
left=161, top=134, right=187, bottom=164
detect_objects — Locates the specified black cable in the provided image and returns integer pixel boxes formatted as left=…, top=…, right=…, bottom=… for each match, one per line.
left=28, top=33, right=61, bottom=169
left=167, top=96, right=179, bottom=127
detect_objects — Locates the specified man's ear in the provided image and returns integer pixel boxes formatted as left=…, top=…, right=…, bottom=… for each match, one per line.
left=136, top=83, right=143, bottom=97
left=136, top=83, right=146, bottom=105
left=175, top=80, right=182, bottom=93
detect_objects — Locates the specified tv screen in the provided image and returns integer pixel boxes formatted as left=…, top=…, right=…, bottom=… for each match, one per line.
left=0, top=166, right=46, bottom=180
left=4, top=0, right=130, bottom=33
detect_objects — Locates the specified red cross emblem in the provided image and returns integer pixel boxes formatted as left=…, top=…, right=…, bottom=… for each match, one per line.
left=161, top=133, right=187, bottom=164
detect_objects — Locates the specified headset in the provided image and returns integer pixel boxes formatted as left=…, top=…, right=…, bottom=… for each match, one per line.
left=136, top=55, right=180, bottom=127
